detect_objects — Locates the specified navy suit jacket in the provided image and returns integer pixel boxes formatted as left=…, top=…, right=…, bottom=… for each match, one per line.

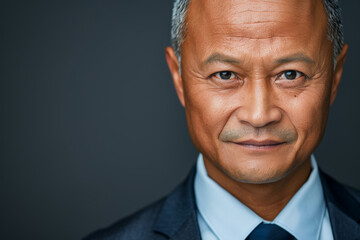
left=84, top=168, right=360, bottom=240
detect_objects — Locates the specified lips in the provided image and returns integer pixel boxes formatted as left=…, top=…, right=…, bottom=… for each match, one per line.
left=236, top=140, right=284, bottom=147
left=232, top=139, right=286, bottom=150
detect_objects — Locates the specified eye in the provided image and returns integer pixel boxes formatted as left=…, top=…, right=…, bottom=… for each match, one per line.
left=278, top=70, right=305, bottom=80
left=211, top=71, right=236, bottom=80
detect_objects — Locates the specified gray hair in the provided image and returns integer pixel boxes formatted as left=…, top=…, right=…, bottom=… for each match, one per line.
left=171, top=0, right=344, bottom=66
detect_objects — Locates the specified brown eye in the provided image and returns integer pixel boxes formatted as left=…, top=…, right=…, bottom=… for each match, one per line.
left=275, top=70, right=309, bottom=88
left=215, top=71, right=235, bottom=80
left=282, top=70, right=303, bottom=80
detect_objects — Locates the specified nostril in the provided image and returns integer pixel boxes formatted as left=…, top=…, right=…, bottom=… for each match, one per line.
left=241, top=119, right=277, bottom=129
left=238, top=107, right=282, bottom=128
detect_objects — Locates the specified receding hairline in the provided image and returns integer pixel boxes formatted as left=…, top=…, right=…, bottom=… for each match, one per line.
left=171, top=0, right=344, bottom=67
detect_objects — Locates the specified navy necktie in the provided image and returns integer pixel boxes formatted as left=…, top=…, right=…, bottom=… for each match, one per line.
left=246, top=223, right=295, bottom=240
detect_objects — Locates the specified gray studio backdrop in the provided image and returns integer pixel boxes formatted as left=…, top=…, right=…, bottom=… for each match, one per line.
left=0, top=1, right=359, bottom=239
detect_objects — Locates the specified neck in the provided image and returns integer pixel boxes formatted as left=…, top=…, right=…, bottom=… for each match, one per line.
left=204, top=158, right=312, bottom=221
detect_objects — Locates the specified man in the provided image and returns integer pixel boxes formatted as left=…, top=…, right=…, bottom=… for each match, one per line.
left=85, top=0, right=360, bottom=239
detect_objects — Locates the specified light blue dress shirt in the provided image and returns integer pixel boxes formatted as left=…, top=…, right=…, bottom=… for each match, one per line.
left=194, top=154, right=333, bottom=240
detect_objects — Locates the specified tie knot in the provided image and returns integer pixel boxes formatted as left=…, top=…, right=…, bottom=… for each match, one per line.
left=246, top=223, right=295, bottom=240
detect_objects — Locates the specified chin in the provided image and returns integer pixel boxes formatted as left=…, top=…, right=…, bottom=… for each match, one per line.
left=216, top=151, right=298, bottom=184
left=227, top=168, right=292, bottom=184
left=217, top=141, right=296, bottom=180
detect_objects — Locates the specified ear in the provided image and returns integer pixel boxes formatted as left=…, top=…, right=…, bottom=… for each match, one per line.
left=330, top=44, right=349, bottom=105
left=165, top=46, right=185, bottom=107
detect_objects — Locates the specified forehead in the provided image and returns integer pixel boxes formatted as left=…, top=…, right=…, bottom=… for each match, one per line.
left=187, top=0, right=326, bottom=35
left=183, top=0, right=329, bottom=62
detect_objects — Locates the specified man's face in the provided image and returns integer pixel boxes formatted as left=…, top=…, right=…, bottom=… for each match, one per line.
left=166, top=0, right=347, bottom=184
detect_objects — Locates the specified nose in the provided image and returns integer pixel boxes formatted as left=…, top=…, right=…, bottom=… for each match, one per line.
left=236, top=80, right=282, bottom=128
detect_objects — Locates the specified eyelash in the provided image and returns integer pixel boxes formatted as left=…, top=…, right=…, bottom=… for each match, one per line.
left=209, top=70, right=309, bottom=81
left=276, top=70, right=309, bottom=81
left=209, top=71, right=239, bottom=81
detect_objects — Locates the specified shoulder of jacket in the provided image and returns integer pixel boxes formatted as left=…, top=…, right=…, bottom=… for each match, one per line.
left=83, top=197, right=167, bottom=240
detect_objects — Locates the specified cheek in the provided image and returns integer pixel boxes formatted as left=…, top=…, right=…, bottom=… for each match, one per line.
left=282, top=85, right=331, bottom=151
left=184, top=85, right=234, bottom=151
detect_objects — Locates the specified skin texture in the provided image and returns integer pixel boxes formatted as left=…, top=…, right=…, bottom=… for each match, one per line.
left=166, top=0, right=348, bottom=220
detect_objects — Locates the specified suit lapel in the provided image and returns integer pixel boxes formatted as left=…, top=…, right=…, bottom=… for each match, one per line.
left=171, top=215, right=202, bottom=240
left=327, top=202, right=360, bottom=240
left=153, top=166, right=360, bottom=239
left=153, top=167, right=201, bottom=240
left=320, top=170, right=360, bottom=239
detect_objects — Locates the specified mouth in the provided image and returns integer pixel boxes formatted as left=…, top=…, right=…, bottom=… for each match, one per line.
left=232, top=139, right=286, bottom=151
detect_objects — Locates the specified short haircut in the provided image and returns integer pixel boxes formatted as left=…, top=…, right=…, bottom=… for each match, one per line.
left=171, top=0, right=344, bottom=65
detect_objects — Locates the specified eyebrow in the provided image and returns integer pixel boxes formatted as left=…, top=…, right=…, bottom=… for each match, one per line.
left=202, top=53, right=241, bottom=66
left=202, top=52, right=314, bottom=67
left=275, top=53, right=314, bottom=65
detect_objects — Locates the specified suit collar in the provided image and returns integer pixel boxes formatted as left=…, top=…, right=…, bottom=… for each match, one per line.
left=153, top=167, right=201, bottom=240
left=319, top=170, right=360, bottom=239
left=152, top=166, right=360, bottom=239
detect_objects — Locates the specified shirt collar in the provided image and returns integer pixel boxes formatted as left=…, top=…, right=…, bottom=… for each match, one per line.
left=194, top=154, right=326, bottom=240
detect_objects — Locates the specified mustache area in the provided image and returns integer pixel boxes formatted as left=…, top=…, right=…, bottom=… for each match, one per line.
left=219, top=126, right=297, bottom=144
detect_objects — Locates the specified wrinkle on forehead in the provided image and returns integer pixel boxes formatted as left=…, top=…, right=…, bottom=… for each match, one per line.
left=186, top=0, right=327, bottom=40
left=181, top=0, right=330, bottom=70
